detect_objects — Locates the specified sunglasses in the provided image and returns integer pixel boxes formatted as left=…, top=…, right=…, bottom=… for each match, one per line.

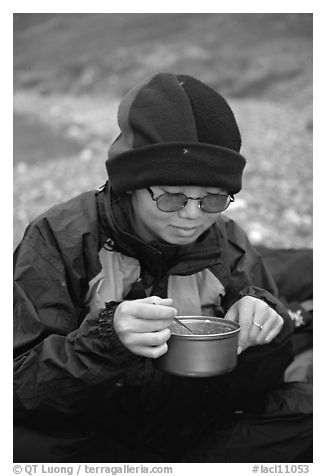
left=147, top=187, right=234, bottom=213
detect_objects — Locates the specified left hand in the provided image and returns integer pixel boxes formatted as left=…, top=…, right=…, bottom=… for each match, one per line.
left=224, top=296, right=284, bottom=355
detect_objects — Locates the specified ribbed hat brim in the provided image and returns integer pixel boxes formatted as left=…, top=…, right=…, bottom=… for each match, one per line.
left=107, top=142, right=246, bottom=194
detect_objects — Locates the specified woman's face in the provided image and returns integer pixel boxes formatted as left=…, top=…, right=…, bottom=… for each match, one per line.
left=130, top=185, right=227, bottom=245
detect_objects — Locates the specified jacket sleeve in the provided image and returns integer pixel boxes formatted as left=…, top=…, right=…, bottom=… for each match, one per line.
left=220, top=218, right=295, bottom=342
left=13, top=223, right=137, bottom=424
left=212, top=218, right=295, bottom=398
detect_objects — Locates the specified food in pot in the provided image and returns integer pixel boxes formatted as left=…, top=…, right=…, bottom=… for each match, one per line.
left=171, top=319, right=233, bottom=335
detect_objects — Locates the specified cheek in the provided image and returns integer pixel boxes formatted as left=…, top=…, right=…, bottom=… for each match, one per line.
left=141, top=201, right=163, bottom=221
left=149, top=210, right=173, bottom=231
left=138, top=200, right=170, bottom=230
left=203, top=214, right=218, bottom=228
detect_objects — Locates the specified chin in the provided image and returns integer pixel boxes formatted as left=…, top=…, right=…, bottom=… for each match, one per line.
left=165, top=235, right=198, bottom=245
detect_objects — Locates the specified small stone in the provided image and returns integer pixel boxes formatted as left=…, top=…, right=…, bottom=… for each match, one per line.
left=15, top=162, right=28, bottom=174
left=79, top=148, right=93, bottom=161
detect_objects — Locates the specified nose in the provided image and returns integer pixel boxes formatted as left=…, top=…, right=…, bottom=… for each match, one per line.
left=178, top=198, right=203, bottom=219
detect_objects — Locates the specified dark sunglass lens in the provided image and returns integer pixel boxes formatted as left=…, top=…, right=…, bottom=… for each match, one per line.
left=157, top=193, right=187, bottom=212
left=201, top=194, right=230, bottom=212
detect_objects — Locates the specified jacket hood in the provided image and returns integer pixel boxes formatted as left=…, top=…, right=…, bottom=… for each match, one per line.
left=96, top=182, right=225, bottom=282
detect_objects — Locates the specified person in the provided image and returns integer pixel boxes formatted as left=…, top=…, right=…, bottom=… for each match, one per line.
left=13, top=72, right=312, bottom=463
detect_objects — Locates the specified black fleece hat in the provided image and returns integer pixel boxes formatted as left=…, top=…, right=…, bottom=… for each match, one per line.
left=106, top=73, right=246, bottom=194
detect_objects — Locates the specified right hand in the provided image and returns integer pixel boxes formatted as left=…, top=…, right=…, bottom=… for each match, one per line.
left=113, top=296, right=177, bottom=358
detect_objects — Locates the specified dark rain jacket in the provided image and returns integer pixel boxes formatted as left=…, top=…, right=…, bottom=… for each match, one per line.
left=13, top=183, right=297, bottom=452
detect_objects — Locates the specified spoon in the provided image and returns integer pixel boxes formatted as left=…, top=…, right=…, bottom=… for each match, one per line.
left=151, top=301, right=193, bottom=334
left=173, top=317, right=194, bottom=334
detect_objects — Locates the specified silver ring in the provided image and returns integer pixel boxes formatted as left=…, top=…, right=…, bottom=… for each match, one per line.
left=252, top=321, right=263, bottom=330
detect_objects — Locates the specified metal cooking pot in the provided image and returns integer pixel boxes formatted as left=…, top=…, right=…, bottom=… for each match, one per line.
left=154, top=316, right=240, bottom=377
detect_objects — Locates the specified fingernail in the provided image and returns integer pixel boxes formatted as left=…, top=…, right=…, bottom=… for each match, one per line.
left=265, top=332, right=273, bottom=343
left=237, top=346, right=243, bottom=355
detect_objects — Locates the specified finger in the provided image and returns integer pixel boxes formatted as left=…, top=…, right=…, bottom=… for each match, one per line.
left=225, top=303, right=244, bottom=354
left=124, top=328, right=171, bottom=350
left=154, top=298, right=175, bottom=307
left=121, top=300, right=177, bottom=321
left=132, top=342, right=169, bottom=359
left=235, top=298, right=257, bottom=353
left=249, top=309, right=283, bottom=345
left=247, top=302, right=272, bottom=344
left=224, top=302, right=239, bottom=322
left=128, top=317, right=174, bottom=333
left=264, top=314, right=284, bottom=343
left=140, top=296, right=174, bottom=307
left=144, top=303, right=177, bottom=320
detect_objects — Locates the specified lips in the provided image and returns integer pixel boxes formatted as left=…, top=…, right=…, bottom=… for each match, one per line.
left=170, top=225, right=200, bottom=237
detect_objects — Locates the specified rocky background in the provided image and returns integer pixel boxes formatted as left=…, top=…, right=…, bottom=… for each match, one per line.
left=13, top=13, right=313, bottom=249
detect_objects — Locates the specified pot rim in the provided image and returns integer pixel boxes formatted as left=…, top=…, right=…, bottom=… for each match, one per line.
left=171, top=316, right=240, bottom=340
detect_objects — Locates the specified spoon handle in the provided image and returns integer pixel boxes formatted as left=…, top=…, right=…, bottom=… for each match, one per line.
left=173, top=317, right=193, bottom=334
left=151, top=301, right=193, bottom=334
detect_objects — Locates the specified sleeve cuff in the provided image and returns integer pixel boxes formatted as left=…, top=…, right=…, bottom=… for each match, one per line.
left=97, top=301, right=135, bottom=363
